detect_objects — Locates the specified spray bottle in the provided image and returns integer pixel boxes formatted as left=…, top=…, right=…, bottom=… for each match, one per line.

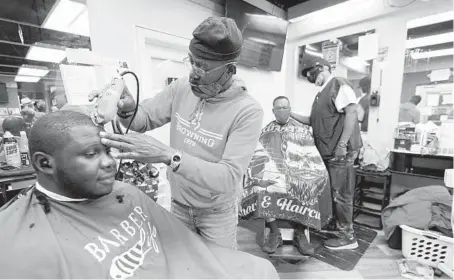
left=91, top=75, right=125, bottom=125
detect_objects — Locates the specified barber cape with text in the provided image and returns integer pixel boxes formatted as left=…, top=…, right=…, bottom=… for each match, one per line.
left=240, top=119, right=332, bottom=229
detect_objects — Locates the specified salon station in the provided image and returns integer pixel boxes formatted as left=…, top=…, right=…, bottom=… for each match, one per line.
left=0, top=0, right=453, bottom=279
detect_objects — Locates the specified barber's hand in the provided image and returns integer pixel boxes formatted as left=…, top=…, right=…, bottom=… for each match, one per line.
left=100, top=132, right=175, bottom=164
left=88, top=78, right=136, bottom=113
left=334, top=143, right=347, bottom=161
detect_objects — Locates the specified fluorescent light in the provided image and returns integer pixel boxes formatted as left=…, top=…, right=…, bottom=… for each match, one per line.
left=247, top=37, right=277, bottom=46
left=17, top=65, right=49, bottom=77
left=26, top=45, right=66, bottom=63
left=305, top=49, right=323, bottom=58
left=406, top=32, right=453, bottom=49
left=306, top=44, right=318, bottom=51
left=42, top=0, right=89, bottom=36
left=15, top=76, right=41, bottom=83
left=407, top=11, right=454, bottom=29
left=288, top=0, right=373, bottom=23
left=410, top=48, right=454, bottom=59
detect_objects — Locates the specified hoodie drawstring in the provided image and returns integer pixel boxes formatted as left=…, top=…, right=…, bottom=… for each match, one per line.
left=189, top=98, right=206, bottom=124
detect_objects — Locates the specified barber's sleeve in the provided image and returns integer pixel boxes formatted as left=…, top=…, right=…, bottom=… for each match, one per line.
left=334, top=85, right=358, bottom=113
left=175, top=107, right=264, bottom=194
left=119, top=80, right=178, bottom=133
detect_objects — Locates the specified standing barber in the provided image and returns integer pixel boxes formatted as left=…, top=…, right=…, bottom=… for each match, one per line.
left=291, top=60, right=362, bottom=250
left=96, top=17, right=263, bottom=250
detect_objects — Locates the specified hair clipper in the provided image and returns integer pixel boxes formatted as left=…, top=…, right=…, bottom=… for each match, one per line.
left=91, top=76, right=125, bottom=125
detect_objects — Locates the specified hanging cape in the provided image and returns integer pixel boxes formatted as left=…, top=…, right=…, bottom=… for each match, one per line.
left=239, top=119, right=332, bottom=229
left=0, top=182, right=278, bottom=279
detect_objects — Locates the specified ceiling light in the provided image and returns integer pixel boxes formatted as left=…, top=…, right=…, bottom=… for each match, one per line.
left=407, top=11, right=454, bottom=29
left=17, top=65, right=49, bottom=77
left=305, top=49, right=323, bottom=58
left=406, top=32, right=453, bottom=49
left=306, top=44, right=318, bottom=51
left=410, top=48, right=454, bottom=59
left=15, top=76, right=41, bottom=83
left=26, top=45, right=66, bottom=63
left=247, top=37, right=277, bottom=46
left=42, top=0, right=89, bottom=36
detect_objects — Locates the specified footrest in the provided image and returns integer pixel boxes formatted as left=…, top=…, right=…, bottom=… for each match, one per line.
left=268, top=245, right=311, bottom=262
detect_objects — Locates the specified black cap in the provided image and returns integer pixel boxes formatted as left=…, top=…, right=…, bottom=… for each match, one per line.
left=301, top=57, right=330, bottom=78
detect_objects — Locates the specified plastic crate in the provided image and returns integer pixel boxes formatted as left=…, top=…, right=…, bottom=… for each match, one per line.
left=401, top=225, right=453, bottom=269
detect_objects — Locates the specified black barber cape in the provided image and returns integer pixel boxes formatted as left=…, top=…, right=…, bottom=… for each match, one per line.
left=0, top=182, right=278, bottom=279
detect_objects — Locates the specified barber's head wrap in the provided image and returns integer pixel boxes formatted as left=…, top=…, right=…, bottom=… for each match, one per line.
left=189, top=17, right=243, bottom=62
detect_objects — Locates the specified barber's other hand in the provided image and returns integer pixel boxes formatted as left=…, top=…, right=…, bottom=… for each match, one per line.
left=88, top=78, right=136, bottom=113
left=100, top=132, right=175, bottom=164
left=334, top=143, right=347, bottom=161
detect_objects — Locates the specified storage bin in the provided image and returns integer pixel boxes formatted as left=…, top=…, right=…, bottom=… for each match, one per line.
left=401, top=225, right=453, bottom=270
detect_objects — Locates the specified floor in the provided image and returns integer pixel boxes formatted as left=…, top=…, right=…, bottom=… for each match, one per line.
left=237, top=224, right=406, bottom=279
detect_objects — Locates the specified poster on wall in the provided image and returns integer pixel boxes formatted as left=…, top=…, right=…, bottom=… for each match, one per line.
left=322, top=40, right=340, bottom=71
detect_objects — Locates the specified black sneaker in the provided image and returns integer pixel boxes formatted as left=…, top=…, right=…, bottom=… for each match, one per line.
left=324, top=236, right=358, bottom=250
left=262, top=232, right=283, bottom=254
left=293, top=232, right=314, bottom=255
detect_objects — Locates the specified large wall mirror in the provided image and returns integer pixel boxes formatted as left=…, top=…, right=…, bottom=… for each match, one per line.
left=298, top=30, right=375, bottom=132
left=400, top=11, right=453, bottom=126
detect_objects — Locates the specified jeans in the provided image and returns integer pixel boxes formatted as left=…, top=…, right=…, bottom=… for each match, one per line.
left=324, top=151, right=359, bottom=239
left=170, top=199, right=238, bottom=250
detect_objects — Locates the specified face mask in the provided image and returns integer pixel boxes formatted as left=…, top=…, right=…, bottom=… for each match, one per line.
left=189, top=70, right=231, bottom=99
left=274, top=110, right=290, bottom=124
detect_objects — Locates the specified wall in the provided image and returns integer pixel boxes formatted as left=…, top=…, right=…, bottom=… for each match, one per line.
left=284, top=0, right=452, bottom=154
left=87, top=0, right=286, bottom=134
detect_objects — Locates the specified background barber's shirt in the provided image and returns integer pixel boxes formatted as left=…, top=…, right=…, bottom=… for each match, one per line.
left=0, top=182, right=278, bottom=279
left=319, top=76, right=358, bottom=112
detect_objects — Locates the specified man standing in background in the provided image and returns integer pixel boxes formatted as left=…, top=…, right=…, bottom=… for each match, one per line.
left=357, top=76, right=371, bottom=132
left=96, top=16, right=263, bottom=250
left=399, top=95, right=422, bottom=124
left=291, top=60, right=362, bottom=250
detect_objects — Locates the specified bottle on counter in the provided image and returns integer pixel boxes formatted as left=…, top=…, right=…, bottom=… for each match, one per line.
left=19, top=131, right=30, bottom=166
left=3, top=131, right=21, bottom=168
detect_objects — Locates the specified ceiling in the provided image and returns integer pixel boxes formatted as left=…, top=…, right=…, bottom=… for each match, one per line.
left=264, top=0, right=310, bottom=11
left=0, top=0, right=90, bottom=87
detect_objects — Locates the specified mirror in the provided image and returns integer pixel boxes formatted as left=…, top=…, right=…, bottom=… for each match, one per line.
left=400, top=11, right=453, bottom=126
left=0, top=0, right=92, bottom=134
left=298, top=30, right=374, bottom=132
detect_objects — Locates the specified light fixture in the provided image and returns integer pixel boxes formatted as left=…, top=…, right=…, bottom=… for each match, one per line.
left=410, top=48, right=454, bottom=59
left=26, top=45, right=66, bottom=63
left=407, top=11, right=454, bottom=29
left=305, top=49, right=323, bottom=58
left=15, top=76, right=41, bottom=83
left=306, top=44, right=318, bottom=51
left=17, top=65, right=49, bottom=77
left=406, top=32, right=453, bottom=49
left=42, top=0, right=90, bottom=36
left=247, top=37, right=277, bottom=46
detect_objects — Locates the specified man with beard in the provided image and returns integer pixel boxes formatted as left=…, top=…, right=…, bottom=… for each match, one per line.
left=0, top=110, right=277, bottom=279
left=93, top=17, right=263, bottom=249
left=242, top=96, right=331, bottom=255
left=291, top=60, right=362, bottom=250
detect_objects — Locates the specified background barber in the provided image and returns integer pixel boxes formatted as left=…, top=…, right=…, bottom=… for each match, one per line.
left=96, top=17, right=263, bottom=250
left=291, top=60, right=362, bottom=251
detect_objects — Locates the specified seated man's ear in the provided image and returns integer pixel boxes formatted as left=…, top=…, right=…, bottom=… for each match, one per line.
left=32, top=152, right=54, bottom=174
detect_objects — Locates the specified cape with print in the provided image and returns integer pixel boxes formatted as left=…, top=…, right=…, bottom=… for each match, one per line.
left=239, top=118, right=332, bottom=229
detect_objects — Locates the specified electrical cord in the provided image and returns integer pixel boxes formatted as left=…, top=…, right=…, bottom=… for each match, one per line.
left=112, top=71, right=140, bottom=180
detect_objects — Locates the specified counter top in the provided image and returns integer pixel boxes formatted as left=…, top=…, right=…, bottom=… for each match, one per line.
left=391, top=149, right=454, bottom=158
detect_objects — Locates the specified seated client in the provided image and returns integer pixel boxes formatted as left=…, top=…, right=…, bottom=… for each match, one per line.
left=0, top=110, right=278, bottom=279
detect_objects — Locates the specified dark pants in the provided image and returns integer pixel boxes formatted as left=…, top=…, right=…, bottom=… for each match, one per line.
left=324, top=151, right=358, bottom=239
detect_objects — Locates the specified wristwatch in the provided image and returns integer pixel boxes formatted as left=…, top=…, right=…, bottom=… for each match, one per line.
left=168, top=151, right=182, bottom=172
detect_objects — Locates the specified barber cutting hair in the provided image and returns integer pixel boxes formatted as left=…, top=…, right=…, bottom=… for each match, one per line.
left=291, top=59, right=362, bottom=250
left=92, top=17, right=263, bottom=249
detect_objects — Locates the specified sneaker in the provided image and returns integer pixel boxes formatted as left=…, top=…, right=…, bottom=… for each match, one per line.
left=262, top=232, right=283, bottom=254
left=293, top=232, right=314, bottom=255
left=324, top=236, right=358, bottom=250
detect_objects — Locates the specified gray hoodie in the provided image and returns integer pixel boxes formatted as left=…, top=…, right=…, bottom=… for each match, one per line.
left=125, top=76, right=263, bottom=208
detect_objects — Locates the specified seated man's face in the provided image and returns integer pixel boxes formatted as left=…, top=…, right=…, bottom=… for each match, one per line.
left=53, top=124, right=117, bottom=199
